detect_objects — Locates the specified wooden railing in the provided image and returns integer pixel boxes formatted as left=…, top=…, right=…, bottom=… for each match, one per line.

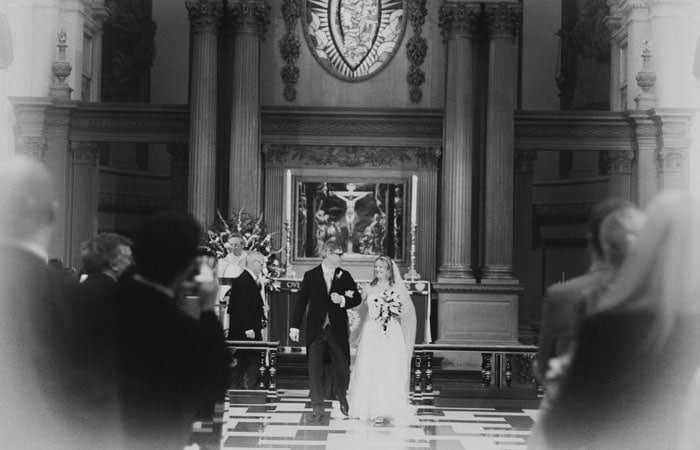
left=225, top=340, right=280, bottom=401
left=411, top=343, right=540, bottom=404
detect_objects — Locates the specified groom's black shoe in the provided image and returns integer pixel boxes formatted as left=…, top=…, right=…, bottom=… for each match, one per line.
left=339, top=396, right=349, bottom=417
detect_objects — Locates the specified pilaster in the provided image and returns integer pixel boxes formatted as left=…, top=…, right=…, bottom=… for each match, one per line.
left=513, top=150, right=537, bottom=326
left=68, top=141, right=99, bottom=267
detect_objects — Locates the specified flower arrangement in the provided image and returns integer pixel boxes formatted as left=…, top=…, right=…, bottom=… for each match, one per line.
left=204, top=209, right=284, bottom=286
left=373, top=289, right=403, bottom=334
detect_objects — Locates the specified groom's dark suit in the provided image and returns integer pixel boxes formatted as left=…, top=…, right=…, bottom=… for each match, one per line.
left=292, top=264, right=362, bottom=415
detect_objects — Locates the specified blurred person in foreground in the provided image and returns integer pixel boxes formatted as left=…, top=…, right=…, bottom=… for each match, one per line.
left=114, top=211, right=230, bottom=450
left=0, top=156, right=86, bottom=448
left=534, top=198, right=644, bottom=384
left=226, top=250, right=268, bottom=389
left=541, top=192, right=700, bottom=449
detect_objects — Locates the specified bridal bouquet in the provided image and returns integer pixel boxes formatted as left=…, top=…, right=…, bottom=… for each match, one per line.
left=374, top=289, right=403, bottom=334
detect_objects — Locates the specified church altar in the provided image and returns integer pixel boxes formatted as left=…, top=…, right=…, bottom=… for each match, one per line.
left=220, top=277, right=432, bottom=350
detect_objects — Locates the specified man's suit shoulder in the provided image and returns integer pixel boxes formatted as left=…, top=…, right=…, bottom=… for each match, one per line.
left=545, top=271, right=603, bottom=303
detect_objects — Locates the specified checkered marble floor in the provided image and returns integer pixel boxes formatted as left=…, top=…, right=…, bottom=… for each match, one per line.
left=221, top=389, right=538, bottom=450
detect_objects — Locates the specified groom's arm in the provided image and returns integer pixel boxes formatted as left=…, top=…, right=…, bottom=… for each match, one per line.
left=342, top=274, right=362, bottom=309
left=291, top=271, right=310, bottom=329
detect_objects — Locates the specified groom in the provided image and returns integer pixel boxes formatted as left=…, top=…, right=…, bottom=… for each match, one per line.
left=289, top=241, right=362, bottom=423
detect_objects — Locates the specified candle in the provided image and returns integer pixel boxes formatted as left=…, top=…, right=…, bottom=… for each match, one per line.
left=285, top=169, right=292, bottom=224
left=410, top=174, right=418, bottom=225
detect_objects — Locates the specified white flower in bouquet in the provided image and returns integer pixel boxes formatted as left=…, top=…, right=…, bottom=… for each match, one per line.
left=373, top=289, right=403, bottom=334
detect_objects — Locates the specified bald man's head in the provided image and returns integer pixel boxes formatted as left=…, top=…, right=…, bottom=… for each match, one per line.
left=0, top=156, right=57, bottom=243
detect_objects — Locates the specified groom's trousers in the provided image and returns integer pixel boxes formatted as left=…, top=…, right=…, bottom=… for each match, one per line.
left=307, top=326, right=349, bottom=414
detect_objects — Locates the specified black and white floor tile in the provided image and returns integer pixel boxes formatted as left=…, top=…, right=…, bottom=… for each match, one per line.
left=220, top=389, right=537, bottom=450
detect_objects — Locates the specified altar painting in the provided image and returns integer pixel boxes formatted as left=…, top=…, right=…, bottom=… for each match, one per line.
left=296, top=181, right=405, bottom=259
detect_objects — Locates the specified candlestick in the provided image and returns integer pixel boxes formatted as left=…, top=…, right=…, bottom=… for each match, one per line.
left=284, top=220, right=296, bottom=279
left=410, top=174, right=418, bottom=225
left=285, top=169, right=292, bottom=224
left=405, top=222, right=420, bottom=281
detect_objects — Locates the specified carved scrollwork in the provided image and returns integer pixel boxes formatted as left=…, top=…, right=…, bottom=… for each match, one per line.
left=405, top=0, right=428, bottom=103
left=279, top=0, right=301, bottom=101
left=605, top=150, right=634, bottom=174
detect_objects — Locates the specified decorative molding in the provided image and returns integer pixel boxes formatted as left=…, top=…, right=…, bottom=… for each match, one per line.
left=261, top=107, right=443, bottom=143
left=70, top=141, right=100, bottom=165
left=70, top=104, right=189, bottom=142
left=514, top=150, right=538, bottom=173
left=438, top=3, right=480, bottom=40
left=634, top=41, right=656, bottom=110
left=228, top=1, right=270, bottom=36
left=605, top=149, right=635, bottom=174
left=99, top=192, right=171, bottom=214
left=656, top=148, right=686, bottom=172
left=262, top=144, right=440, bottom=169
left=186, top=0, right=223, bottom=33
left=51, top=29, right=72, bottom=100
left=484, top=3, right=522, bottom=39
left=279, top=0, right=301, bottom=101
left=534, top=203, right=594, bottom=224
left=405, top=0, right=428, bottom=103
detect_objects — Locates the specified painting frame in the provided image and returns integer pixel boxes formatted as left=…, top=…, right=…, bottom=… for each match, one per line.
left=294, top=177, right=408, bottom=262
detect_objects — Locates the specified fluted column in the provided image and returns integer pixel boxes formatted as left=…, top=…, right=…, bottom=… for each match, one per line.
left=69, top=142, right=100, bottom=267
left=604, top=7, right=622, bottom=111
left=606, top=150, right=635, bottom=200
left=186, top=0, right=221, bottom=227
left=228, top=1, right=270, bottom=216
left=437, top=3, right=479, bottom=281
left=481, top=2, right=521, bottom=282
left=513, top=150, right=537, bottom=325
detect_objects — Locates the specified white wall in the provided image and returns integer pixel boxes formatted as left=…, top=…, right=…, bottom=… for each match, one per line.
left=150, top=0, right=189, bottom=104
left=521, top=0, right=561, bottom=110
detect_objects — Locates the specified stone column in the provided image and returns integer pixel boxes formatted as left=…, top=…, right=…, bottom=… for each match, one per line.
left=186, top=0, right=221, bottom=228
left=604, top=8, right=622, bottom=111
left=605, top=150, right=635, bottom=200
left=513, top=150, right=537, bottom=326
left=228, top=1, right=270, bottom=216
left=481, top=2, right=521, bottom=282
left=69, top=142, right=100, bottom=268
left=436, top=2, right=479, bottom=281
left=167, top=143, right=188, bottom=213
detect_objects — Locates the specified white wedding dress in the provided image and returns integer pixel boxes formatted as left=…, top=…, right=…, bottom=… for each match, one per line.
left=348, top=270, right=416, bottom=423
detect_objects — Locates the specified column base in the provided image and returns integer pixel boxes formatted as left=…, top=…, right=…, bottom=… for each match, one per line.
left=480, top=264, right=517, bottom=284
left=438, top=264, right=475, bottom=282
left=434, top=283, right=521, bottom=344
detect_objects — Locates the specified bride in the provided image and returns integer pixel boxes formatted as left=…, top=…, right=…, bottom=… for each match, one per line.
left=348, top=256, right=417, bottom=424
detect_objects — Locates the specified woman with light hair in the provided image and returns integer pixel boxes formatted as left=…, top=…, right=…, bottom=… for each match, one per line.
left=541, top=192, right=700, bottom=449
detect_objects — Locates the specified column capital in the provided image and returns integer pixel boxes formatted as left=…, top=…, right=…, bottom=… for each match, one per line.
left=16, top=136, right=48, bottom=161
left=228, top=1, right=271, bottom=37
left=484, top=2, right=522, bottom=38
left=438, top=2, right=480, bottom=40
left=70, top=141, right=100, bottom=165
left=186, top=0, right=223, bottom=33
left=514, top=150, right=538, bottom=173
left=605, top=150, right=635, bottom=174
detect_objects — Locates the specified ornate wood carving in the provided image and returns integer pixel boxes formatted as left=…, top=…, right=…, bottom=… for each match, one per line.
left=279, top=0, right=301, bottom=101
left=70, top=142, right=100, bottom=165
left=186, top=0, right=222, bottom=32
left=484, top=3, right=522, bottom=38
left=262, top=144, right=440, bottom=169
left=438, top=3, right=479, bottom=40
left=605, top=150, right=634, bottom=174
left=405, top=0, right=428, bottom=103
